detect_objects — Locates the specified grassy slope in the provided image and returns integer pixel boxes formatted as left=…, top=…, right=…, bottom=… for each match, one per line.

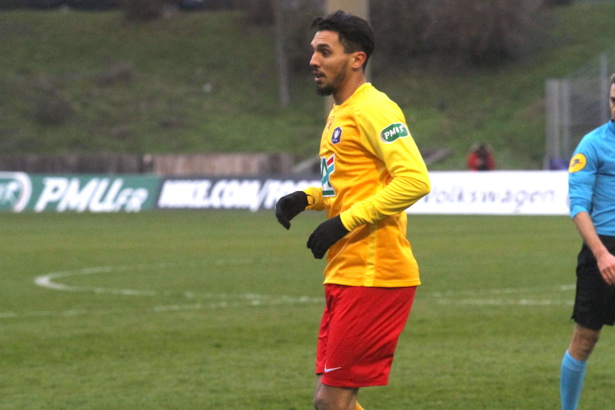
left=378, top=2, right=615, bottom=170
left=1, top=9, right=321, bottom=156
left=1, top=3, right=615, bottom=169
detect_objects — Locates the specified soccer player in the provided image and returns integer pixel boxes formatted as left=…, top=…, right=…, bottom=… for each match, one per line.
left=275, top=10, right=431, bottom=410
left=561, top=73, right=615, bottom=410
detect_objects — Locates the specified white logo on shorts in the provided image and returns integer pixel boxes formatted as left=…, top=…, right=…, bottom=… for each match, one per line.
left=324, top=365, right=342, bottom=373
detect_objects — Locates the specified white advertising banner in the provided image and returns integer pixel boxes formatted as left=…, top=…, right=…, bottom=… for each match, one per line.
left=408, top=171, right=570, bottom=215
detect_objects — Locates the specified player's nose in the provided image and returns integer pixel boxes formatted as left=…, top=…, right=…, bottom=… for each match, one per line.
left=309, top=53, right=320, bottom=68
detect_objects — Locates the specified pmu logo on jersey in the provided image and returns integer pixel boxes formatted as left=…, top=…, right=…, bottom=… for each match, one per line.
left=331, top=127, right=342, bottom=144
left=380, top=123, right=409, bottom=143
left=568, top=153, right=587, bottom=173
left=0, top=172, right=32, bottom=212
left=320, top=154, right=336, bottom=197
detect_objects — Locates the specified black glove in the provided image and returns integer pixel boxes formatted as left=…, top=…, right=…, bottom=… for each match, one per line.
left=307, top=215, right=349, bottom=259
left=275, top=191, right=309, bottom=229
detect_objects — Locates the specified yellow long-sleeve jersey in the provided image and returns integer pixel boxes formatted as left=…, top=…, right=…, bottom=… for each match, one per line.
left=305, top=83, right=430, bottom=287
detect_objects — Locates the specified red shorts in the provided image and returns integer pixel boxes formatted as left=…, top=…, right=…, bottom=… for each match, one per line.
left=315, top=284, right=417, bottom=388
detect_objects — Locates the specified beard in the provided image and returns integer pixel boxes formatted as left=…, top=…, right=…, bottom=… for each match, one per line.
left=314, top=61, right=349, bottom=97
left=316, top=84, right=335, bottom=96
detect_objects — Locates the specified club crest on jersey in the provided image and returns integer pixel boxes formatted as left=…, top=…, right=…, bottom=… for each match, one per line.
left=326, top=116, right=335, bottom=132
left=320, top=154, right=336, bottom=197
left=569, top=153, right=587, bottom=173
left=331, top=127, right=342, bottom=144
left=380, top=123, right=409, bottom=143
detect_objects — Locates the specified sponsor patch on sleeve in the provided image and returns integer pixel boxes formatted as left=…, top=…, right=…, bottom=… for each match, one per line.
left=568, top=153, right=587, bottom=173
left=380, top=123, right=409, bottom=144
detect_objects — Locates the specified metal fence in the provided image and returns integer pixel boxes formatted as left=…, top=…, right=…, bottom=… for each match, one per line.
left=544, top=48, right=615, bottom=169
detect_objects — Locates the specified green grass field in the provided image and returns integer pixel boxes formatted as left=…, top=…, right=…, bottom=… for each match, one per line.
left=2, top=210, right=613, bottom=409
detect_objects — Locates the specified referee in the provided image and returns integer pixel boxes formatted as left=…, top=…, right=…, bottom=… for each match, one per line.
left=561, top=73, right=615, bottom=410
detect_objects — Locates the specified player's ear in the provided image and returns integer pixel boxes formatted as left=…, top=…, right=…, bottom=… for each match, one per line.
left=351, top=51, right=367, bottom=70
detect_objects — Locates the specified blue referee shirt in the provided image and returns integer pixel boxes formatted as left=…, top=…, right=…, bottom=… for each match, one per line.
left=569, top=120, right=615, bottom=236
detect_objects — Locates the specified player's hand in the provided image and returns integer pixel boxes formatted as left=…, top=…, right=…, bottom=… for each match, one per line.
left=307, top=215, right=349, bottom=259
left=597, top=251, right=615, bottom=285
left=275, top=191, right=309, bottom=230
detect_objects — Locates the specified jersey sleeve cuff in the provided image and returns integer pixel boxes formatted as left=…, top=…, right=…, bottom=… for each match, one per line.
left=304, top=187, right=324, bottom=211
left=570, top=204, right=589, bottom=219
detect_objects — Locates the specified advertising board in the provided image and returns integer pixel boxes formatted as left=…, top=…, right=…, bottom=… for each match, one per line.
left=0, top=173, right=160, bottom=213
left=0, top=171, right=570, bottom=215
left=409, top=171, right=569, bottom=215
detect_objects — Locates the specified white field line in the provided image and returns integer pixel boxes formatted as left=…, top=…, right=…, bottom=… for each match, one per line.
left=424, top=284, right=576, bottom=306
left=0, top=264, right=576, bottom=320
left=34, top=265, right=157, bottom=296
left=432, top=298, right=573, bottom=306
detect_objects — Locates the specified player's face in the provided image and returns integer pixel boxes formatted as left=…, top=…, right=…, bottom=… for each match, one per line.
left=309, top=30, right=352, bottom=97
left=610, top=83, right=615, bottom=120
